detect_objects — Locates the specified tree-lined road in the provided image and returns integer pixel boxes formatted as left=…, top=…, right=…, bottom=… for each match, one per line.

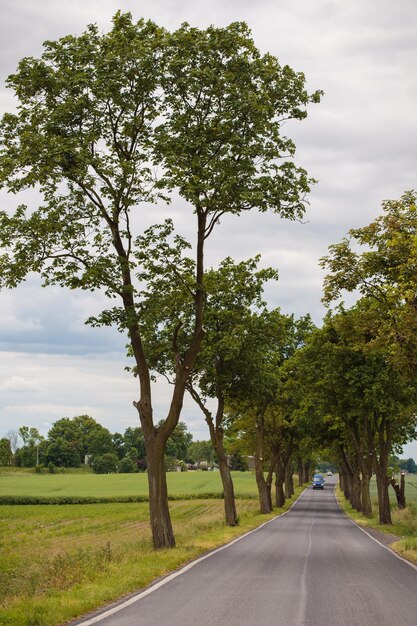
left=75, top=477, right=417, bottom=626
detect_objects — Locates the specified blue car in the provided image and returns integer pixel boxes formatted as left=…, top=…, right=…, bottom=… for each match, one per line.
left=312, top=473, right=325, bottom=490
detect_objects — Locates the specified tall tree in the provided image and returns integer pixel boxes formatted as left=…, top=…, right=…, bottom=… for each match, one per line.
left=17, top=426, right=44, bottom=467
left=321, top=190, right=417, bottom=376
left=0, top=14, right=320, bottom=547
left=226, top=311, right=312, bottom=513
left=186, top=257, right=278, bottom=525
left=0, top=438, right=13, bottom=466
left=294, top=305, right=417, bottom=522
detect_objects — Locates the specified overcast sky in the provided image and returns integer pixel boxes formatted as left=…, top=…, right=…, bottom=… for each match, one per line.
left=1, top=0, right=416, bottom=457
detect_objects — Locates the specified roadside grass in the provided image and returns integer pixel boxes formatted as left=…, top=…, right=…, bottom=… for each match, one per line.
left=0, top=485, right=305, bottom=626
left=335, top=485, right=417, bottom=566
left=0, top=470, right=260, bottom=500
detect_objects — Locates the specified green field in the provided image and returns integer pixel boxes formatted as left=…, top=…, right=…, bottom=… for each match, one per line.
left=369, top=474, right=417, bottom=503
left=1, top=470, right=416, bottom=503
left=0, top=470, right=260, bottom=499
left=0, top=483, right=306, bottom=626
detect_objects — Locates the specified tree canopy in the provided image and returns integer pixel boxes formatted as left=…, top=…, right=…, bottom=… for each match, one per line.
left=0, top=12, right=321, bottom=548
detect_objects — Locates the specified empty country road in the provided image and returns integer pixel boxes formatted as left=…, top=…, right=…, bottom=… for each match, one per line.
left=74, top=477, right=417, bottom=626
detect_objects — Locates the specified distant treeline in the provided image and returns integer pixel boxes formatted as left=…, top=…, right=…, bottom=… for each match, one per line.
left=0, top=416, right=235, bottom=474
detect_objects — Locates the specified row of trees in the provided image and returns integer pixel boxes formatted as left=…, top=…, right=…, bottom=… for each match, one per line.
left=0, top=13, right=321, bottom=547
left=1, top=11, right=416, bottom=548
left=0, top=417, right=218, bottom=473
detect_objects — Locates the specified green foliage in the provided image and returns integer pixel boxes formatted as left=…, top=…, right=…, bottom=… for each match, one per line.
left=321, top=191, right=417, bottom=376
left=187, top=440, right=216, bottom=464
left=91, top=453, right=119, bottom=474
left=0, top=11, right=320, bottom=547
left=157, top=23, right=321, bottom=218
left=0, top=13, right=319, bottom=342
left=0, top=438, right=13, bottom=466
left=122, top=427, right=146, bottom=460
left=228, top=454, right=249, bottom=471
left=164, top=421, right=193, bottom=461
left=118, top=457, right=136, bottom=474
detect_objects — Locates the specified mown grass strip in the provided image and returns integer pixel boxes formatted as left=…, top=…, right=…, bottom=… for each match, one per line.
left=0, top=486, right=305, bottom=626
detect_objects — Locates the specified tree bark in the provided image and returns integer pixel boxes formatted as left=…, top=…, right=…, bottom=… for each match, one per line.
left=275, top=458, right=286, bottom=507
left=375, top=467, right=392, bottom=523
left=130, top=210, right=207, bottom=548
left=369, top=414, right=392, bottom=524
left=255, top=408, right=272, bottom=513
left=297, top=459, right=303, bottom=486
left=303, top=461, right=311, bottom=484
left=360, top=467, right=373, bottom=516
left=217, top=448, right=238, bottom=526
left=145, top=435, right=175, bottom=548
left=350, top=471, right=362, bottom=512
left=390, top=474, right=406, bottom=509
left=284, top=465, right=293, bottom=499
left=187, top=384, right=238, bottom=526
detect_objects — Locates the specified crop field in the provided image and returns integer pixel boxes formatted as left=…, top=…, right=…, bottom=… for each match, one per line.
left=0, top=486, right=306, bottom=626
left=0, top=470, right=260, bottom=500
left=369, top=474, right=417, bottom=503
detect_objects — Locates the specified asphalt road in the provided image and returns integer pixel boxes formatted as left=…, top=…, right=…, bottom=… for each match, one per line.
left=75, top=477, right=417, bottom=626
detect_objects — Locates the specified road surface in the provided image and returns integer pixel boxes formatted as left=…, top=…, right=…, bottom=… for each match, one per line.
left=74, top=476, right=417, bottom=626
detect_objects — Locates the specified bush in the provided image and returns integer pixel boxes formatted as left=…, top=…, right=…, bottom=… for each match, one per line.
left=118, top=457, right=135, bottom=474
left=91, top=453, right=119, bottom=474
left=228, top=453, right=248, bottom=471
left=164, top=456, right=179, bottom=472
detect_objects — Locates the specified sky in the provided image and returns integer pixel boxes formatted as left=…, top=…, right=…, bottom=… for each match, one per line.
left=0, top=0, right=417, bottom=457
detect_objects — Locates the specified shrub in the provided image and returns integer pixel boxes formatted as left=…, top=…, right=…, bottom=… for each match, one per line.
left=118, top=457, right=135, bottom=474
left=92, top=453, right=119, bottom=474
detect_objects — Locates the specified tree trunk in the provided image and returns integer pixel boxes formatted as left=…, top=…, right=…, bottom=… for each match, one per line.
left=275, top=459, right=286, bottom=507
left=187, top=385, right=238, bottom=526
left=255, top=464, right=273, bottom=513
left=375, top=467, right=392, bottom=523
left=146, top=440, right=175, bottom=549
left=289, top=470, right=295, bottom=496
left=303, top=461, right=310, bottom=484
left=297, top=459, right=303, bottom=486
left=217, top=448, right=238, bottom=526
left=360, top=468, right=372, bottom=516
left=254, top=409, right=272, bottom=513
left=390, top=474, right=406, bottom=509
left=343, top=471, right=351, bottom=501
left=284, top=465, right=293, bottom=499
left=370, top=414, right=392, bottom=525
left=350, top=471, right=362, bottom=512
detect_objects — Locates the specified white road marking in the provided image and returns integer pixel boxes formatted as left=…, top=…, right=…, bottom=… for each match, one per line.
left=75, top=489, right=308, bottom=625
left=334, top=486, right=417, bottom=573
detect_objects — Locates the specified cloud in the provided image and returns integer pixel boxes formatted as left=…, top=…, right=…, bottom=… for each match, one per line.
left=0, top=375, right=40, bottom=392
left=0, top=0, right=416, bottom=448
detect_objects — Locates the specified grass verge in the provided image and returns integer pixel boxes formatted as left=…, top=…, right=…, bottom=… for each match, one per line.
left=335, top=485, right=417, bottom=566
left=0, top=485, right=305, bottom=626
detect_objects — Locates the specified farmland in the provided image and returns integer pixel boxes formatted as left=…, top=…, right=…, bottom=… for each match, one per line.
left=0, top=470, right=259, bottom=500
left=0, top=471, right=305, bottom=626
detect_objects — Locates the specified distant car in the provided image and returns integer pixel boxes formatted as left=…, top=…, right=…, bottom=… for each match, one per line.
left=312, top=473, right=325, bottom=490
left=327, top=471, right=333, bottom=476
